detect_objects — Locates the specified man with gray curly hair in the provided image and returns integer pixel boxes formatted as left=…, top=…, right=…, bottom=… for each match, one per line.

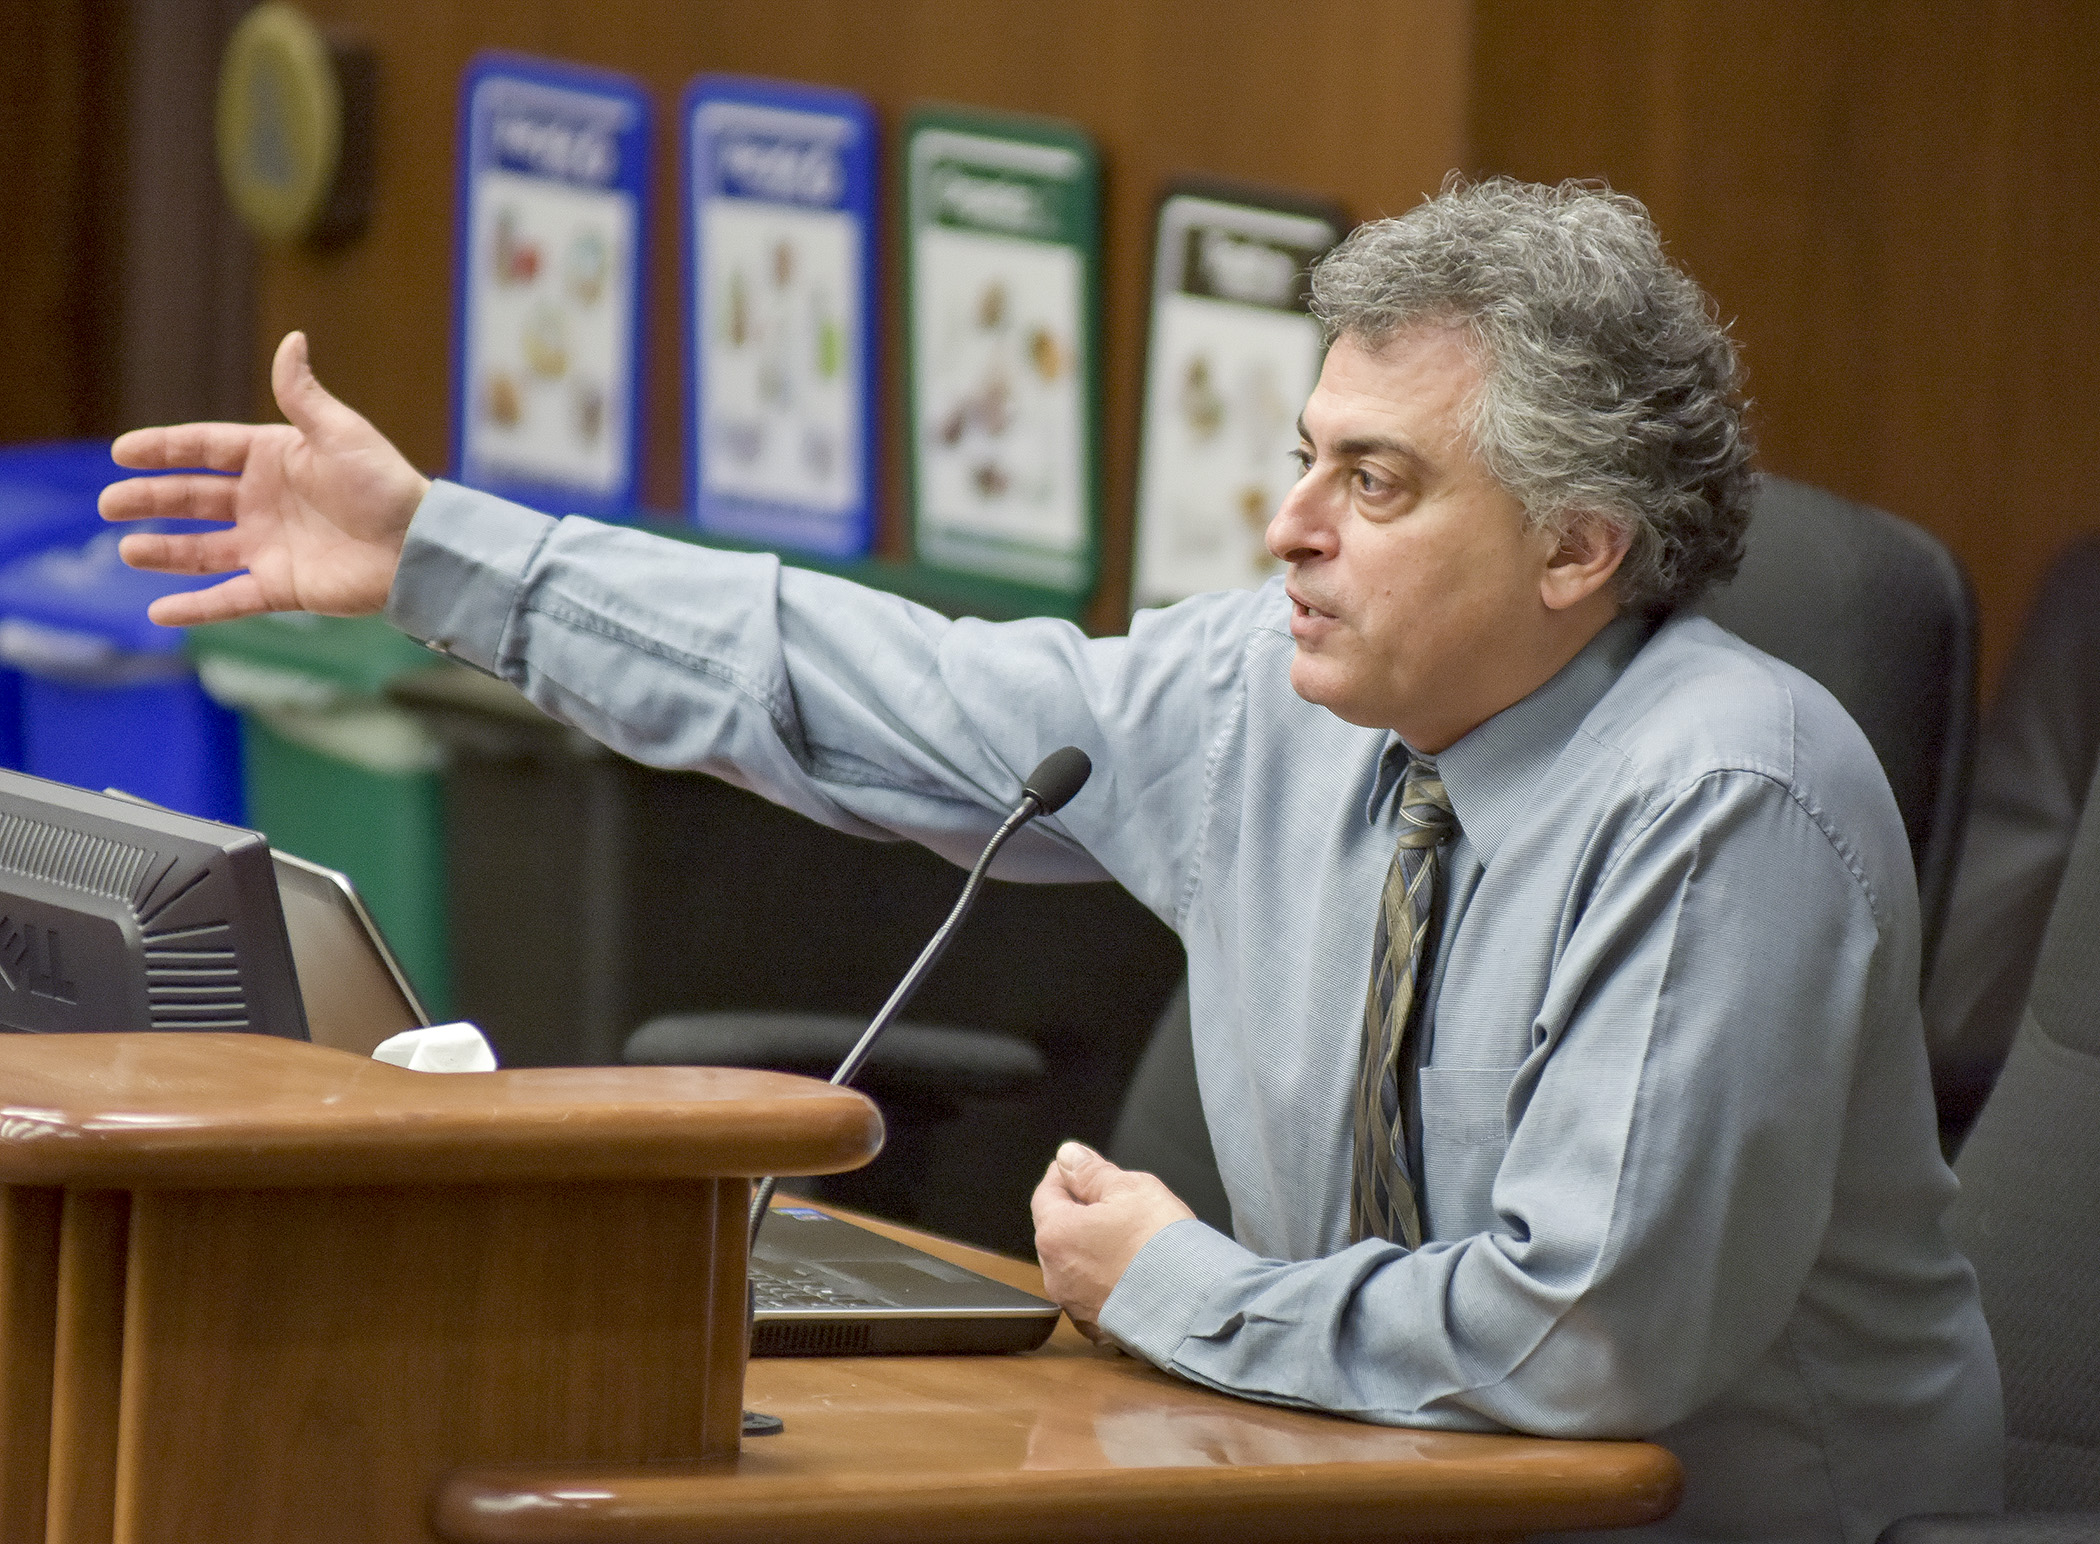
left=108, top=176, right=1996, bottom=1541
left=1309, top=177, right=1757, bottom=618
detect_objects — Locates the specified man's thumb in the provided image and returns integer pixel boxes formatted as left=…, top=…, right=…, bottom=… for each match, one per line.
left=271, top=331, right=349, bottom=439
left=1056, top=1140, right=1115, bottom=1199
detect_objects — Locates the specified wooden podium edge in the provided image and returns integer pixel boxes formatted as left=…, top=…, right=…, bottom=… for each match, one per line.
left=430, top=1441, right=1685, bottom=1543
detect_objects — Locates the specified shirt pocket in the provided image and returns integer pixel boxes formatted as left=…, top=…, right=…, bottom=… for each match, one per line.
left=1418, top=1065, right=1520, bottom=1240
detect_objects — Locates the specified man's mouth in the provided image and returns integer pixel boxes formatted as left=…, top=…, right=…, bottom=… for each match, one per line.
left=1285, top=586, right=1338, bottom=640
left=1287, top=585, right=1335, bottom=619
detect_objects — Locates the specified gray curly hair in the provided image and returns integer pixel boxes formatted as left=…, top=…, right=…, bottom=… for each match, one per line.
left=1308, top=177, right=1755, bottom=615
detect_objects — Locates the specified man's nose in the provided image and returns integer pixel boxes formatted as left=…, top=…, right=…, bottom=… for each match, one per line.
left=1266, top=475, right=1333, bottom=565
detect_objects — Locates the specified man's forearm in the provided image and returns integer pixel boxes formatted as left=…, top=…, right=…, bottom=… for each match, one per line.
left=383, top=479, right=1219, bottom=901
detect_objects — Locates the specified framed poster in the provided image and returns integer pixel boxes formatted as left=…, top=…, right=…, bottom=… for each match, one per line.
left=685, top=77, right=878, bottom=559
left=905, top=106, right=1100, bottom=607
left=451, top=54, right=651, bottom=518
left=1131, top=184, right=1348, bottom=610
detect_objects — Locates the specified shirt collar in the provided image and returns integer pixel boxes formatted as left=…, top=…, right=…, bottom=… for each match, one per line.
left=1365, top=613, right=1654, bottom=864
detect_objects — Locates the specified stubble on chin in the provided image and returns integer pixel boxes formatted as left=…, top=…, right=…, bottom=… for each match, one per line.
left=1287, top=650, right=1337, bottom=712
left=1290, top=654, right=1404, bottom=733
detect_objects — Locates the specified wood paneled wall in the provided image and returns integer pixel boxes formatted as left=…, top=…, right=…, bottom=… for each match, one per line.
left=253, top=0, right=1469, bottom=631
left=0, top=2, right=128, bottom=441
left=119, top=0, right=261, bottom=430
left=1472, top=0, right=2100, bottom=684
left=44, top=1, right=2094, bottom=669
left=0, top=1, right=257, bottom=445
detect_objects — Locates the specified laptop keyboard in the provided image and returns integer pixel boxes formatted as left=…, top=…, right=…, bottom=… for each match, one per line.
left=750, top=1259, right=888, bottom=1312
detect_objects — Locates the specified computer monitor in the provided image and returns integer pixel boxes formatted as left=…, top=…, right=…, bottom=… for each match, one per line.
left=0, top=767, right=309, bottom=1038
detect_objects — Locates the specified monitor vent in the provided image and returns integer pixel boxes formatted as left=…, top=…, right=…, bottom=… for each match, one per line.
left=0, top=813, right=155, bottom=903
left=751, top=1321, right=874, bottom=1357
left=143, top=920, right=247, bottom=1031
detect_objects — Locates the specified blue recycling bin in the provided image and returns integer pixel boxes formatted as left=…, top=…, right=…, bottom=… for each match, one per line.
left=0, top=529, right=242, bottom=823
left=0, top=442, right=131, bottom=767
left=0, top=439, right=133, bottom=494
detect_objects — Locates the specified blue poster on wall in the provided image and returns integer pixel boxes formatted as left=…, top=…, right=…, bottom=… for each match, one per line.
left=684, top=76, right=878, bottom=559
left=451, top=53, right=651, bottom=519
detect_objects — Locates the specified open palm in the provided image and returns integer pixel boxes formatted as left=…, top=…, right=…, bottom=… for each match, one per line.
left=101, top=331, right=431, bottom=628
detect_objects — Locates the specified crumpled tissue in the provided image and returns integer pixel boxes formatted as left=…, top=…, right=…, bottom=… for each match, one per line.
left=371, top=1022, right=499, bottom=1073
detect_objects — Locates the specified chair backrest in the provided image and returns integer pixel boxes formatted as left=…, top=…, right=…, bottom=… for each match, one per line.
left=1696, top=475, right=1979, bottom=972
left=1923, top=535, right=2100, bottom=1147
left=1947, top=758, right=2100, bottom=1508
left=1107, top=982, right=1234, bottom=1234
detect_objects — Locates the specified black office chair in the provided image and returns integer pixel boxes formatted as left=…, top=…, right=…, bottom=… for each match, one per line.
left=625, top=1010, right=1050, bottom=1232
left=1105, top=981, right=1233, bottom=1233
left=1923, top=536, right=2100, bottom=1150
left=620, top=783, right=1185, bottom=1254
left=1875, top=758, right=2100, bottom=1542
left=1694, top=475, right=1978, bottom=975
left=1106, top=475, right=1983, bottom=1218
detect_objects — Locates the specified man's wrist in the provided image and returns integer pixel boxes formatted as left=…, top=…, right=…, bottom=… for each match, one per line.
left=1095, top=1218, right=1252, bottom=1368
left=384, top=480, right=557, bottom=673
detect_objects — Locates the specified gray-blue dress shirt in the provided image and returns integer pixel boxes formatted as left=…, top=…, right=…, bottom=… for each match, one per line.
left=388, top=481, right=2003, bottom=1543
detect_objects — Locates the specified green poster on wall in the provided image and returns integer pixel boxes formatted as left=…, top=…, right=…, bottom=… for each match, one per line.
left=905, top=106, right=1100, bottom=612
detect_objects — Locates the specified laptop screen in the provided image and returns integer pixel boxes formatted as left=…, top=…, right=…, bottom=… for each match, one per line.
left=274, top=851, right=430, bottom=1055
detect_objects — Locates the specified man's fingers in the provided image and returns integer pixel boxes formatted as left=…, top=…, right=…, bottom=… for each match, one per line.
left=100, top=472, right=239, bottom=525
left=111, top=422, right=263, bottom=475
left=1030, top=1162, right=1080, bottom=1230
left=270, top=330, right=366, bottom=446
left=118, top=528, right=247, bottom=577
left=142, top=573, right=272, bottom=628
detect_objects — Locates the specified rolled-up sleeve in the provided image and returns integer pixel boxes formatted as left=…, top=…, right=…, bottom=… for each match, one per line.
left=1100, top=766, right=1899, bottom=1438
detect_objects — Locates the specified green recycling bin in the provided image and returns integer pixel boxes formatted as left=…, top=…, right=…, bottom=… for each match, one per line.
left=189, top=613, right=452, bottom=1019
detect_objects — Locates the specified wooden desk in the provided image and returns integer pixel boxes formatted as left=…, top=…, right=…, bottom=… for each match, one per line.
left=436, top=1209, right=1682, bottom=1544
left=0, top=1034, right=880, bottom=1544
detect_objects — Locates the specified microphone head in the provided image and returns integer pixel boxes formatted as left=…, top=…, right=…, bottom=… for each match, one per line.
left=1021, top=747, right=1092, bottom=816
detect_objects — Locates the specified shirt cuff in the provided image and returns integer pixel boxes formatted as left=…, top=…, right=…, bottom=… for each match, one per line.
left=384, top=480, right=558, bottom=675
left=1097, top=1218, right=1260, bottom=1369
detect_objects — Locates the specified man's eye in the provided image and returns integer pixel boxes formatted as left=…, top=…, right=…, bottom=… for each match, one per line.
left=1288, top=447, right=1313, bottom=473
left=1354, top=467, right=1384, bottom=494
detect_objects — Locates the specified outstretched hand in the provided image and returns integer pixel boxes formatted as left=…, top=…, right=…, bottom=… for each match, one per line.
left=100, top=331, right=431, bottom=627
left=1031, top=1141, right=1195, bottom=1343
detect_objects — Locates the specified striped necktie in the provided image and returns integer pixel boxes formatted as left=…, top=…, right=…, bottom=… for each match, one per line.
left=1349, top=758, right=1459, bottom=1249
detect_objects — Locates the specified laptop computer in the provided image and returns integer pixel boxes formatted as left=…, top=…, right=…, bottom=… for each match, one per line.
left=264, top=837, right=1060, bottom=1357
left=274, top=849, right=431, bottom=1054
left=750, top=1204, right=1058, bottom=1356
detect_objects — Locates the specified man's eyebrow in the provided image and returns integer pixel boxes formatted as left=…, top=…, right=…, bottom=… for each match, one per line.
left=1295, top=415, right=1430, bottom=473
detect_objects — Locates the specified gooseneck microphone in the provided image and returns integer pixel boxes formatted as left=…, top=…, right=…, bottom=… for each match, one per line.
left=747, top=747, right=1093, bottom=1245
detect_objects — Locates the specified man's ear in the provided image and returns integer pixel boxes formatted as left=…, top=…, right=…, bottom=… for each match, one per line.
left=1540, top=513, right=1632, bottom=613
